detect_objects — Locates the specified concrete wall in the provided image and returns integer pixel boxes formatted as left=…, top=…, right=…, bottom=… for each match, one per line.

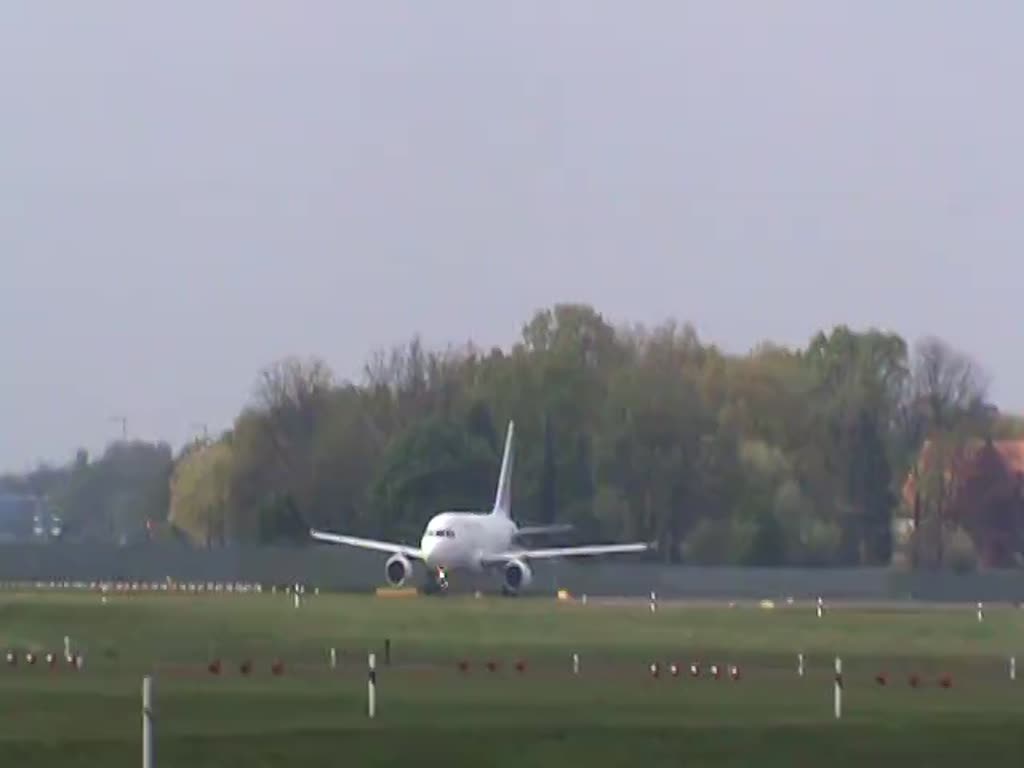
left=1, top=543, right=1023, bottom=602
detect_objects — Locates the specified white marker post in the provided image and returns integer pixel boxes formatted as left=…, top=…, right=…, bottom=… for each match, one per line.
left=142, top=675, right=154, bottom=768
left=368, top=652, right=377, bottom=719
left=833, top=657, right=842, bottom=720
left=64, top=635, right=71, bottom=663
left=798, top=652, right=805, bottom=678
left=572, top=652, right=580, bottom=676
left=330, top=647, right=337, bottom=670
left=977, top=602, right=984, bottom=623
left=650, top=591, right=657, bottom=613
left=294, top=592, right=301, bottom=609
left=1011, top=656, right=1016, bottom=681
left=817, top=597, right=824, bottom=619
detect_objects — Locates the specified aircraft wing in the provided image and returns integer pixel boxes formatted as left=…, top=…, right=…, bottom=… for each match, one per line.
left=310, top=529, right=423, bottom=559
left=480, top=542, right=651, bottom=565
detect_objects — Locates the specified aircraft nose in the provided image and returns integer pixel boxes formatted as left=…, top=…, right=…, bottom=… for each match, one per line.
left=421, top=536, right=438, bottom=564
left=424, top=539, right=454, bottom=569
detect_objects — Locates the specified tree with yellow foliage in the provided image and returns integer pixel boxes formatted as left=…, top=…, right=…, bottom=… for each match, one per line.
left=169, top=440, right=233, bottom=546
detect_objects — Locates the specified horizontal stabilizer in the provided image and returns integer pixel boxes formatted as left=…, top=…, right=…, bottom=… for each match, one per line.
left=515, top=523, right=575, bottom=537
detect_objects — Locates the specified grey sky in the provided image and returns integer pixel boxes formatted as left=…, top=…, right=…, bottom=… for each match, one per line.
left=2, top=2, right=1022, bottom=471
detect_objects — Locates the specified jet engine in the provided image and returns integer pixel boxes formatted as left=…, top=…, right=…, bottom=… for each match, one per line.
left=385, top=553, right=413, bottom=587
left=502, top=558, right=533, bottom=594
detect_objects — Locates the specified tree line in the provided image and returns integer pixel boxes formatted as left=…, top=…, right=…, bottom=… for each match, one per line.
left=4, top=304, right=1021, bottom=567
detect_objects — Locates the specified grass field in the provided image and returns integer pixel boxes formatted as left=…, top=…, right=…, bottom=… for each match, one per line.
left=3, top=589, right=1024, bottom=766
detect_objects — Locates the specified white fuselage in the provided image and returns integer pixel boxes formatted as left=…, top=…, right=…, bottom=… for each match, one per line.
left=419, top=511, right=518, bottom=572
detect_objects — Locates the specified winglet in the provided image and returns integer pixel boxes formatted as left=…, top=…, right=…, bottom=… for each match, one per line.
left=492, top=420, right=514, bottom=517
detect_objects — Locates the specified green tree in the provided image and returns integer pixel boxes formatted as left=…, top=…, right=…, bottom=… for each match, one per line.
left=370, top=416, right=498, bottom=541
left=598, top=324, right=716, bottom=560
left=539, top=412, right=557, bottom=525
left=804, top=326, right=908, bottom=564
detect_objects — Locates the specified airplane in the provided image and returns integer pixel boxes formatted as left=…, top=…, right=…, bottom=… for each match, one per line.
left=310, top=420, right=653, bottom=594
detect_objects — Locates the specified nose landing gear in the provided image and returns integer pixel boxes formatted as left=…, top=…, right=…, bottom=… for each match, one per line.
left=422, top=567, right=450, bottom=595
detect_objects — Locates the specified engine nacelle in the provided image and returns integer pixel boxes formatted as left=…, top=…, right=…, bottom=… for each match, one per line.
left=503, top=559, right=533, bottom=594
left=384, top=553, right=413, bottom=587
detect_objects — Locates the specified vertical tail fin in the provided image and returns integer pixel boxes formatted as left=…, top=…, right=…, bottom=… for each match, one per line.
left=492, top=420, right=514, bottom=517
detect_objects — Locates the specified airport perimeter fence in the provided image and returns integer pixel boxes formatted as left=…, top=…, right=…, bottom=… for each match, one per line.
left=1, top=542, right=1024, bottom=602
